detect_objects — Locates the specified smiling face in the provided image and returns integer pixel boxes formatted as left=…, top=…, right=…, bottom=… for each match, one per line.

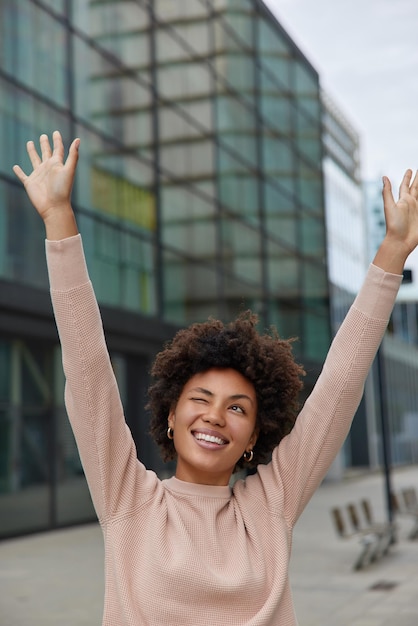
left=168, top=368, right=258, bottom=486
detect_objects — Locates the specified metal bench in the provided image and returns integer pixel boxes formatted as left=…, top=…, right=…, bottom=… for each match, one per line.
left=331, top=500, right=394, bottom=570
left=392, top=488, right=418, bottom=540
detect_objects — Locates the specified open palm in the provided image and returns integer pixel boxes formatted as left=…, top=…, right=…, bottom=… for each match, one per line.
left=383, top=170, right=418, bottom=255
left=13, top=131, right=79, bottom=222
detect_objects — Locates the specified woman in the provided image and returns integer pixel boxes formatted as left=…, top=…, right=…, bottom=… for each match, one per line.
left=13, top=131, right=418, bottom=625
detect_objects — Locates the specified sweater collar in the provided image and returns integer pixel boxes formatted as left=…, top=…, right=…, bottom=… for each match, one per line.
left=163, top=476, right=232, bottom=499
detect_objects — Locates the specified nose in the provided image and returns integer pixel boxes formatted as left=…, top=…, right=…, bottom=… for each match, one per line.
left=203, top=405, right=225, bottom=427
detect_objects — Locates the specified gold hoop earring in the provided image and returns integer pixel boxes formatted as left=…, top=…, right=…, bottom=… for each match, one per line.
left=167, top=426, right=174, bottom=440
left=243, top=449, right=253, bottom=463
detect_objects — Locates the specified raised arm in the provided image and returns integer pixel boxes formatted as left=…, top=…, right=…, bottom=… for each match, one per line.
left=13, top=132, right=153, bottom=523
left=265, top=169, right=418, bottom=524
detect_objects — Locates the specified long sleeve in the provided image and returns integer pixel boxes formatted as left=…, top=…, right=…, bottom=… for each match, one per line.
left=256, top=263, right=403, bottom=526
left=46, top=234, right=157, bottom=525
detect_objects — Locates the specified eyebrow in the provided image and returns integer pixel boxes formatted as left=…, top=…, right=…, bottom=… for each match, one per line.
left=189, top=387, right=255, bottom=406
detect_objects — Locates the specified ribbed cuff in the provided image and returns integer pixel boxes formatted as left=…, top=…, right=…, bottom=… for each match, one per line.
left=45, top=234, right=90, bottom=291
left=353, top=263, right=402, bottom=320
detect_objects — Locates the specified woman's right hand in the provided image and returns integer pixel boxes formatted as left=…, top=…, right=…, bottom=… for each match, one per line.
left=13, top=130, right=79, bottom=240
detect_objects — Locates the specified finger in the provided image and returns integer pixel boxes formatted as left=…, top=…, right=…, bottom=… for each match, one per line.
left=64, top=137, right=80, bottom=176
left=26, top=140, right=42, bottom=169
left=52, top=130, right=64, bottom=161
left=409, top=169, right=418, bottom=198
left=12, top=164, right=28, bottom=185
left=399, top=169, right=413, bottom=197
left=40, top=133, right=52, bottom=161
left=382, top=176, right=395, bottom=209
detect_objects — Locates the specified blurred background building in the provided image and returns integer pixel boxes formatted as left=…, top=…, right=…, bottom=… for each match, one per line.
left=0, top=0, right=417, bottom=539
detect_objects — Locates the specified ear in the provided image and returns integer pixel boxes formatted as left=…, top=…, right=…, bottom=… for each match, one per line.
left=168, top=410, right=176, bottom=430
left=249, top=425, right=259, bottom=449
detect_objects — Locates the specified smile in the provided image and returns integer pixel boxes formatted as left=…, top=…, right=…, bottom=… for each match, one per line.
left=192, top=432, right=227, bottom=446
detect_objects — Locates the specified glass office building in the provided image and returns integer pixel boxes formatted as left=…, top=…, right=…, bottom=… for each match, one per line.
left=0, top=0, right=329, bottom=537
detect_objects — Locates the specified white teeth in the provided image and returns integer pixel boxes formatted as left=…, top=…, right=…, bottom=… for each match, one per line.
left=194, top=432, right=226, bottom=445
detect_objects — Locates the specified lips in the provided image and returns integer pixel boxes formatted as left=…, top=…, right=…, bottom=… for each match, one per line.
left=192, top=430, right=228, bottom=446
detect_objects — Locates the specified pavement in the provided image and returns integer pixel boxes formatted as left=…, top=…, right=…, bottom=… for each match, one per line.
left=1, top=464, right=418, bottom=626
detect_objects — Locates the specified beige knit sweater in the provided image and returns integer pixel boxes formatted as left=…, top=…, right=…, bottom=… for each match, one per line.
left=46, top=234, right=401, bottom=626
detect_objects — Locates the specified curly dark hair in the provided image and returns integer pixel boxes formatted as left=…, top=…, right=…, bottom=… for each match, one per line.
left=147, top=311, right=305, bottom=471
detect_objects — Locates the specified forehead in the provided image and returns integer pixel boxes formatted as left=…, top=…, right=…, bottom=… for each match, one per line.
left=184, top=367, right=256, bottom=399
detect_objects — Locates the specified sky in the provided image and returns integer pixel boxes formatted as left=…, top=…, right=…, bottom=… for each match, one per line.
left=263, top=0, right=418, bottom=188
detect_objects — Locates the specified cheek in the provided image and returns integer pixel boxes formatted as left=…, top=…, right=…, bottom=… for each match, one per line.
left=231, top=418, right=256, bottom=443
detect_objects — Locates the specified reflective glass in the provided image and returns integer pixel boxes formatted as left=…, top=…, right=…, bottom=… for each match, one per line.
left=259, top=74, right=292, bottom=134
left=262, top=134, right=294, bottom=176
left=157, top=21, right=210, bottom=61
left=215, top=54, right=255, bottom=93
left=160, top=140, right=214, bottom=179
left=268, top=301, right=303, bottom=356
left=161, top=182, right=216, bottom=220
left=155, top=0, right=209, bottom=21
left=218, top=173, right=259, bottom=222
left=223, top=271, right=263, bottom=320
left=300, top=214, right=326, bottom=258
left=216, top=96, right=257, bottom=167
left=220, top=218, right=262, bottom=285
left=267, top=241, right=299, bottom=298
left=302, top=308, right=329, bottom=362
left=0, top=180, right=50, bottom=287
left=163, top=250, right=221, bottom=324
left=3, top=1, right=68, bottom=107
left=258, top=18, right=291, bottom=90
left=0, top=339, right=53, bottom=536
left=298, top=165, right=323, bottom=212
left=163, top=215, right=217, bottom=258
left=214, top=12, right=253, bottom=53
left=158, top=62, right=212, bottom=99
left=159, top=101, right=212, bottom=143
left=295, top=107, right=322, bottom=164
left=54, top=346, right=95, bottom=525
left=77, top=1, right=149, bottom=39
left=264, top=182, right=298, bottom=249
left=217, top=148, right=259, bottom=224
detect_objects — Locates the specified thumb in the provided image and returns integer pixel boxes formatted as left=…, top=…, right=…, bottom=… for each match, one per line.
left=64, top=137, right=80, bottom=176
left=382, top=176, right=395, bottom=211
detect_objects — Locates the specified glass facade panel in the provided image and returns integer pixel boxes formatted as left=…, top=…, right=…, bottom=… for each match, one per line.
left=258, top=18, right=291, bottom=91
left=218, top=148, right=256, bottom=211
left=219, top=172, right=258, bottom=221
left=300, top=214, right=325, bottom=257
left=222, top=271, right=263, bottom=320
left=264, top=181, right=297, bottom=248
left=0, top=339, right=53, bottom=536
left=0, top=2, right=68, bottom=108
left=82, top=1, right=149, bottom=37
left=0, top=180, right=50, bottom=288
left=158, top=62, right=212, bottom=99
left=220, top=218, right=262, bottom=285
left=267, top=243, right=299, bottom=298
left=268, top=302, right=303, bottom=353
left=295, top=106, right=322, bottom=164
left=159, top=101, right=212, bottom=143
left=161, top=183, right=216, bottom=220
left=157, top=22, right=211, bottom=62
left=155, top=0, right=209, bottom=21
left=216, top=96, right=257, bottom=168
left=214, top=11, right=253, bottom=52
left=301, top=262, right=329, bottom=361
left=259, top=72, right=292, bottom=134
left=163, top=250, right=220, bottom=324
left=163, top=216, right=217, bottom=258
